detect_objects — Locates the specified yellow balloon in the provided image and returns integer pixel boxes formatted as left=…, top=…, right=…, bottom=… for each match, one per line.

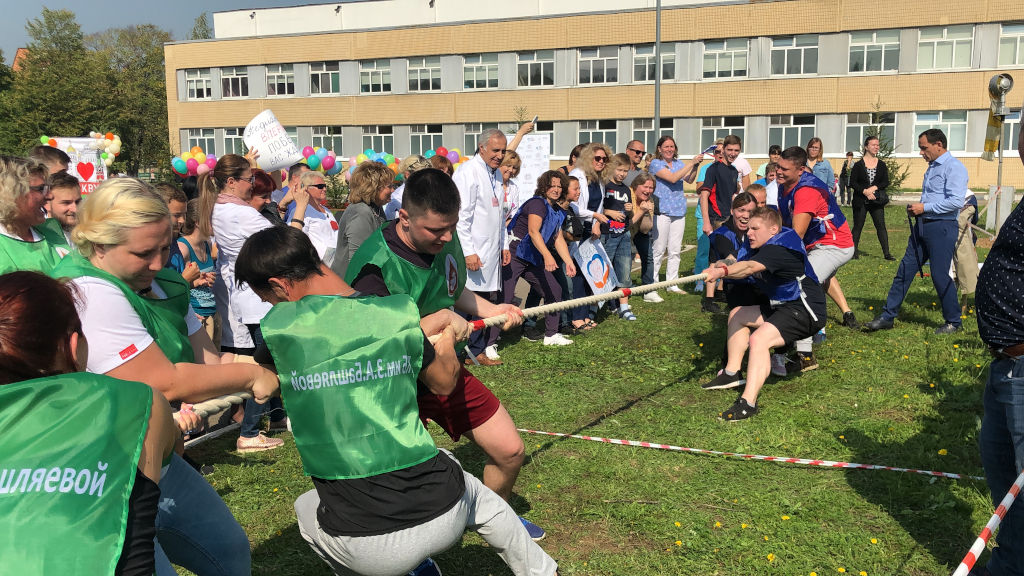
left=194, top=152, right=207, bottom=164
left=181, top=152, right=193, bottom=161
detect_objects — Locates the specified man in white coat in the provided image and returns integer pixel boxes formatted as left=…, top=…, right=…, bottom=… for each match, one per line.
left=454, top=129, right=521, bottom=363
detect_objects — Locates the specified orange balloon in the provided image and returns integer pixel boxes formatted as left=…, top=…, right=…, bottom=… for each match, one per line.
left=47, top=138, right=57, bottom=147
left=388, top=163, right=398, bottom=174
left=105, top=132, right=114, bottom=140
left=190, top=146, right=203, bottom=156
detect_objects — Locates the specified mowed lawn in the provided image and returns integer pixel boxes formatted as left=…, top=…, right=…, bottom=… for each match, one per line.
left=187, top=204, right=997, bottom=576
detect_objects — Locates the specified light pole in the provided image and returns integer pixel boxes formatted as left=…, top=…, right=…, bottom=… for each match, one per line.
left=654, top=0, right=661, bottom=142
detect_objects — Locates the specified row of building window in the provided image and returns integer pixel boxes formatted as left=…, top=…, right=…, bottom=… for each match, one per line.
left=185, top=111, right=1022, bottom=158
left=181, top=23, right=1024, bottom=100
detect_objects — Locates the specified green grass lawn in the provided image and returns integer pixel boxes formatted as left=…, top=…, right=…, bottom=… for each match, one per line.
left=187, top=205, right=995, bottom=576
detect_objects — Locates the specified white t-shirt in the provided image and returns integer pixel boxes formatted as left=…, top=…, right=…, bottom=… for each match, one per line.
left=212, top=202, right=273, bottom=329
left=766, top=181, right=780, bottom=208
left=75, top=276, right=202, bottom=375
left=384, top=184, right=405, bottom=221
left=0, top=222, right=42, bottom=241
left=290, top=203, right=339, bottom=267
left=733, top=155, right=753, bottom=191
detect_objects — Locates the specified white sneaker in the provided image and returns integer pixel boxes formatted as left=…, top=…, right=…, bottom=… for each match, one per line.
left=644, top=292, right=664, bottom=303
left=484, top=345, right=501, bottom=361
left=666, top=285, right=685, bottom=294
left=770, top=353, right=788, bottom=377
left=543, top=333, right=573, bottom=346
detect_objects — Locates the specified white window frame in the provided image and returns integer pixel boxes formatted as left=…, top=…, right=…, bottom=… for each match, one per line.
left=1002, top=110, right=1021, bottom=152
left=700, top=117, right=745, bottom=150
left=187, top=128, right=215, bottom=155
left=845, top=113, right=896, bottom=154
left=578, top=47, right=619, bottom=85
left=311, top=126, right=343, bottom=153
left=408, top=57, right=442, bottom=92
left=184, top=69, right=212, bottom=101
left=770, top=35, right=819, bottom=76
left=998, top=23, right=1024, bottom=67
left=266, top=64, right=295, bottom=97
left=362, top=126, right=394, bottom=154
left=634, top=44, right=676, bottom=82
left=703, top=39, right=749, bottom=79
left=410, top=124, right=444, bottom=155
left=578, top=120, right=617, bottom=148
left=917, top=25, right=974, bottom=71
left=532, top=121, right=556, bottom=155
left=223, top=128, right=246, bottom=155
left=464, top=123, right=518, bottom=155
left=632, top=118, right=674, bottom=153
left=360, top=60, right=392, bottom=94
left=464, top=54, right=499, bottom=90
left=310, top=61, right=341, bottom=95
left=220, top=67, right=248, bottom=99
left=768, top=114, right=817, bottom=149
left=285, top=127, right=299, bottom=148
left=517, top=50, right=555, bottom=87
left=849, top=30, right=901, bottom=73
left=914, top=111, right=968, bottom=152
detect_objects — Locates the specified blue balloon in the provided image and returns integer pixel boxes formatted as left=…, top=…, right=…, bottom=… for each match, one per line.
left=375, top=157, right=387, bottom=165
left=327, top=163, right=342, bottom=176
left=316, top=148, right=329, bottom=159
left=364, top=148, right=375, bottom=158
left=423, top=150, right=436, bottom=159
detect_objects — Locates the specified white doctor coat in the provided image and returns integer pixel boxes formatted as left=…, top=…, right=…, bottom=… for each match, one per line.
left=454, top=154, right=504, bottom=292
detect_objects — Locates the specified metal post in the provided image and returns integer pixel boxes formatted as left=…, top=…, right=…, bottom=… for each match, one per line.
left=997, top=137, right=1004, bottom=235
left=654, top=0, right=661, bottom=139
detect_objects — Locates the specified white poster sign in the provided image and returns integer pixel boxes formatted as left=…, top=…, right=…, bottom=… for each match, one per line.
left=243, top=110, right=303, bottom=171
left=570, top=237, right=619, bottom=297
left=507, top=133, right=550, bottom=195
left=53, top=137, right=109, bottom=194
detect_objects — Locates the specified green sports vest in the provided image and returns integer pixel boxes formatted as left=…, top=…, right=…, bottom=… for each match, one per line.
left=0, top=218, right=71, bottom=275
left=344, top=222, right=467, bottom=317
left=52, top=252, right=195, bottom=364
left=0, top=373, right=152, bottom=575
left=260, top=294, right=437, bottom=479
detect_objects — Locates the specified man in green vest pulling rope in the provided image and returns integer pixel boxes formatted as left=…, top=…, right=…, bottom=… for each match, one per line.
left=345, top=168, right=547, bottom=540
left=236, top=225, right=559, bottom=576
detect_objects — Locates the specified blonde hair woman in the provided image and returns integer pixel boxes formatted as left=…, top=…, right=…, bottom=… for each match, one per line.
left=52, top=177, right=279, bottom=575
left=332, top=161, right=394, bottom=278
left=286, top=170, right=339, bottom=266
left=500, top=149, right=524, bottom=224
left=569, top=142, right=614, bottom=237
left=0, top=155, right=68, bottom=274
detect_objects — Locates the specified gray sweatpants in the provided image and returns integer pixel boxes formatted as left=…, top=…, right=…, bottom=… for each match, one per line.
left=294, top=456, right=558, bottom=576
left=796, top=244, right=854, bottom=353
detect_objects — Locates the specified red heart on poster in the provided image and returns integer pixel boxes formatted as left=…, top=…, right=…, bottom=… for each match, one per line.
left=77, top=162, right=95, bottom=181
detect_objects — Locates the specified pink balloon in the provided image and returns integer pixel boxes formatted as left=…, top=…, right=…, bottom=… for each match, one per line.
left=350, top=156, right=358, bottom=166
left=205, top=157, right=217, bottom=168
left=186, top=158, right=199, bottom=171
left=196, top=164, right=211, bottom=175
left=302, top=146, right=314, bottom=158
left=327, top=150, right=336, bottom=158
left=321, top=156, right=336, bottom=170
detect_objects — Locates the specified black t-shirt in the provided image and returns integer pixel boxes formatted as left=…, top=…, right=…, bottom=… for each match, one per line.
left=749, top=244, right=826, bottom=318
left=710, top=218, right=744, bottom=263
left=602, top=181, right=632, bottom=234
left=700, top=162, right=739, bottom=219
left=978, top=201, right=1024, bottom=348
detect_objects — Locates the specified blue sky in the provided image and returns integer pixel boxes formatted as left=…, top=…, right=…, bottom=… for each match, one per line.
left=1, top=1, right=322, bottom=64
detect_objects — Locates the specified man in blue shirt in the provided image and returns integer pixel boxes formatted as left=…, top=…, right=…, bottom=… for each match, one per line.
left=864, top=129, right=968, bottom=334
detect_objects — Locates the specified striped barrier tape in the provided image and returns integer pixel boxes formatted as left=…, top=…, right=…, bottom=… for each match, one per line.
left=951, top=469, right=1024, bottom=576
left=517, top=428, right=985, bottom=481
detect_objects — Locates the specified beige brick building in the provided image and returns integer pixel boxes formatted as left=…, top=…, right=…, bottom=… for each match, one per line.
left=164, top=0, right=1024, bottom=188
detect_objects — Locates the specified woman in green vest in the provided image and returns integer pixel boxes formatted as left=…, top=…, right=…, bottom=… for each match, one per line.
left=0, top=155, right=70, bottom=275
left=0, top=270, right=177, bottom=575
left=52, top=177, right=281, bottom=576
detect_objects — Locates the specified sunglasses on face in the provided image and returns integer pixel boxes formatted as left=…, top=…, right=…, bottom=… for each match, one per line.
left=593, top=156, right=608, bottom=162
left=628, top=148, right=645, bottom=155
left=29, top=184, right=50, bottom=193
left=307, top=183, right=327, bottom=189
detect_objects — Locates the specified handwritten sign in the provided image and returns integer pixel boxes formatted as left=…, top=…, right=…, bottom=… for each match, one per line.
left=243, top=110, right=302, bottom=171
left=507, top=133, right=550, bottom=195
left=52, top=137, right=108, bottom=194
left=570, top=237, right=619, bottom=301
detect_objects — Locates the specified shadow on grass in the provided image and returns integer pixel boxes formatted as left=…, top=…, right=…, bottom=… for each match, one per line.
left=842, top=340, right=985, bottom=567
left=251, top=521, right=332, bottom=576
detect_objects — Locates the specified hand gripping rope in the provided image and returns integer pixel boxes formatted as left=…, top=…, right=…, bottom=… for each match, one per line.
left=468, top=272, right=708, bottom=331
left=950, top=469, right=1024, bottom=576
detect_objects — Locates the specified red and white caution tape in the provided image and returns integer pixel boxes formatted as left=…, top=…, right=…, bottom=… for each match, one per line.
left=951, top=469, right=1024, bottom=576
left=518, top=428, right=985, bottom=481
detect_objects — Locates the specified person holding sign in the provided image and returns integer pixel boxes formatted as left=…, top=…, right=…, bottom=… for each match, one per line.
left=700, top=207, right=826, bottom=421
left=503, top=170, right=577, bottom=346
left=0, top=156, right=70, bottom=275
left=0, top=271, right=178, bottom=576
left=235, top=225, right=558, bottom=576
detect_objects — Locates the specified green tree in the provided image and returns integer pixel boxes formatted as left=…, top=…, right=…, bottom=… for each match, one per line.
left=190, top=12, right=212, bottom=40
left=0, top=49, right=13, bottom=93
left=87, top=25, right=172, bottom=176
left=0, top=8, right=107, bottom=155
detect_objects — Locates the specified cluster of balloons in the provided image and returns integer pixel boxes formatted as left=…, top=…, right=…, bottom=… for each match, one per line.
left=344, top=147, right=471, bottom=182
left=171, top=146, right=217, bottom=177
left=424, top=146, right=467, bottom=167
left=40, top=131, right=122, bottom=167
left=300, top=146, right=342, bottom=176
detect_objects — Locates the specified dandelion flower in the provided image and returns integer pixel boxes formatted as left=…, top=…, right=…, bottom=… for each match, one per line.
left=675, top=521, right=681, bottom=527
left=839, top=435, right=845, bottom=440
left=903, top=355, right=909, bottom=359
left=782, top=515, right=790, bottom=520
left=767, top=553, right=775, bottom=562
left=699, top=343, right=704, bottom=347
left=870, top=538, right=878, bottom=544
left=860, top=572, right=868, bottom=576
left=715, top=521, right=722, bottom=528
left=903, top=394, right=909, bottom=398
left=742, top=523, right=748, bottom=529
left=954, top=344, right=959, bottom=349
left=938, top=449, right=948, bottom=455
left=273, top=488, right=278, bottom=492
left=675, top=540, right=682, bottom=546
left=838, top=569, right=847, bottom=573
left=869, top=306, right=874, bottom=310
left=764, top=535, right=769, bottom=541
left=929, top=383, right=935, bottom=388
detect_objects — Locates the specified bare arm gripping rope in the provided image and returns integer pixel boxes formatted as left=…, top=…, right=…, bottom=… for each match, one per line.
left=187, top=273, right=707, bottom=423
left=469, top=272, right=708, bottom=331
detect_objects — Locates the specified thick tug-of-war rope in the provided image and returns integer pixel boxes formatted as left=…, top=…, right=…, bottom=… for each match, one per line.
left=518, top=428, right=985, bottom=482
left=189, top=392, right=252, bottom=420
left=951, top=469, right=1024, bottom=576
left=470, top=272, right=708, bottom=330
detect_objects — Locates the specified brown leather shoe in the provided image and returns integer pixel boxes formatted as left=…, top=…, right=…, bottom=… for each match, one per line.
left=464, top=353, right=503, bottom=366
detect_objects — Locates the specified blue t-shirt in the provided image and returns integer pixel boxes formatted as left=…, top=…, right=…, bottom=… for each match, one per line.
left=649, top=158, right=687, bottom=217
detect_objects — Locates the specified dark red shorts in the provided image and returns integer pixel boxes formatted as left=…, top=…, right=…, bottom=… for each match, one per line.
left=418, top=366, right=501, bottom=441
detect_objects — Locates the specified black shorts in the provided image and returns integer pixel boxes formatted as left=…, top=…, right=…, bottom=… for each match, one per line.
left=726, top=284, right=765, bottom=310
left=760, top=301, right=827, bottom=345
